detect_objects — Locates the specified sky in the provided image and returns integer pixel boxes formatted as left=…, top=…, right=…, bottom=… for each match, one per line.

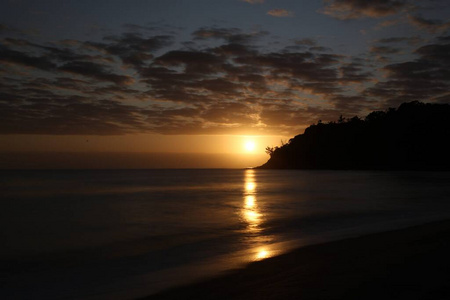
left=1, top=0, right=449, bottom=168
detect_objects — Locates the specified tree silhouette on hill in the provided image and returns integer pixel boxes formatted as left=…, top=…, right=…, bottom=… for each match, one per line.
left=258, top=101, right=450, bottom=170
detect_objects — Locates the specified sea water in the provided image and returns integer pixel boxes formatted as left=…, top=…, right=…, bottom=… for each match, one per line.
left=1, top=169, right=450, bottom=299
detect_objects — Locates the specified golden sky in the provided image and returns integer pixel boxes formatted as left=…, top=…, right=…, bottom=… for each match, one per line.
left=1, top=0, right=449, bottom=168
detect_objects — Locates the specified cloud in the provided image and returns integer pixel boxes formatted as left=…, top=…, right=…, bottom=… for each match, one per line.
left=330, top=95, right=370, bottom=112
left=294, top=38, right=317, bottom=46
left=0, top=94, right=148, bottom=135
left=339, top=62, right=374, bottom=82
left=321, top=0, right=408, bottom=20
left=0, top=45, right=56, bottom=71
left=258, top=102, right=346, bottom=132
left=1, top=31, right=358, bottom=135
left=85, top=33, right=173, bottom=68
left=154, top=50, right=224, bottom=75
left=370, top=46, right=402, bottom=54
left=201, top=102, right=257, bottom=124
left=267, top=9, right=294, bottom=17
left=0, top=39, right=135, bottom=86
left=437, top=35, right=450, bottom=42
left=408, top=15, right=450, bottom=33
left=2, top=22, right=447, bottom=137
left=0, top=29, right=367, bottom=135
left=376, top=36, right=423, bottom=45
left=59, top=61, right=134, bottom=86
left=365, top=42, right=450, bottom=106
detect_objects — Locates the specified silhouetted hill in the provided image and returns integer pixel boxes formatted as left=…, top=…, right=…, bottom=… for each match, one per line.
left=258, top=101, right=450, bottom=170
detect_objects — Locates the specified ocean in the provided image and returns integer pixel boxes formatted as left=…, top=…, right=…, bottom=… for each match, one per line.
left=1, top=169, right=450, bottom=299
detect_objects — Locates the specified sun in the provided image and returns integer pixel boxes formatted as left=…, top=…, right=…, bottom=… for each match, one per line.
left=244, top=140, right=256, bottom=152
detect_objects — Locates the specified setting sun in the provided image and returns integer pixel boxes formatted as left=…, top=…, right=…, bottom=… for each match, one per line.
left=244, top=141, right=256, bottom=152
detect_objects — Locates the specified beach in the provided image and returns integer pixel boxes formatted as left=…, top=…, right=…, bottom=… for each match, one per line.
left=145, top=219, right=450, bottom=300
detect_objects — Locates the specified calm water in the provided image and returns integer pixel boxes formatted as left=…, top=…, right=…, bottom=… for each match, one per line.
left=1, top=169, right=450, bottom=299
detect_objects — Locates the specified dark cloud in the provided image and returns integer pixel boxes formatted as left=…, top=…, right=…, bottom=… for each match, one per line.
left=365, top=42, right=450, bottom=106
left=258, top=102, right=347, bottom=134
left=85, top=33, right=173, bottom=67
left=194, top=78, right=240, bottom=94
left=415, top=43, right=450, bottom=61
left=140, top=66, right=212, bottom=103
left=51, top=77, right=91, bottom=91
left=370, top=46, right=402, bottom=54
left=1, top=25, right=372, bottom=135
left=0, top=94, right=147, bottom=135
left=3, top=21, right=447, bottom=137
left=0, top=39, right=134, bottom=86
left=59, top=61, right=133, bottom=86
left=201, top=102, right=257, bottom=124
left=211, top=43, right=256, bottom=57
left=3, top=38, right=113, bottom=65
left=437, top=35, right=450, bottom=42
left=376, top=36, right=423, bottom=45
left=321, top=0, right=408, bottom=20
left=408, top=15, right=450, bottom=33
left=339, top=62, right=374, bottom=82
left=259, top=103, right=311, bottom=127
left=154, top=50, right=224, bottom=75
left=104, top=33, right=173, bottom=53
left=295, top=82, right=343, bottom=95
left=234, top=52, right=342, bottom=86
left=294, top=38, right=317, bottom=46
left=309, top=46, right=332, bottom=52
left=0, top=45, right=56, bottom=71
left=330, top=94, right=374, bottom=113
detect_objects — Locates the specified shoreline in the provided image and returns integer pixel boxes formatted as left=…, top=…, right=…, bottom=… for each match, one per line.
left=143, top=219, right=450, bottom=300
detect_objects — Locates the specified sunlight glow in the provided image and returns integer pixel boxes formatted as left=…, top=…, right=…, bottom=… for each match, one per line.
left=245, top=195, right=255, bottom=208
left=245, top=181, right=256, bottom=193
left=241, top=169, right=262, bottom=232
left=244, top=140, right=256, bottom=152
left=241, top=170, right=278, bottom=262
left=255, top=249, right=270, bottom=260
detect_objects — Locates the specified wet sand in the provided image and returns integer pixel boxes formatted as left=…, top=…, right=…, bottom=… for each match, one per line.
left=143, top=219, right=450, bottom=300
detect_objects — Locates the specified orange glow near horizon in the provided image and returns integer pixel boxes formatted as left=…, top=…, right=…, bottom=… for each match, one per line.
left=0, top=134, right=289, bottom=168
left=0, top=134, right=285, bottom=154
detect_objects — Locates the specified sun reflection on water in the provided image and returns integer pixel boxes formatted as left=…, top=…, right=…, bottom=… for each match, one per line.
left=255, top=249, right=270, bottom=260
left=241, top=170, right=261, bottom=232
left=245, top=195, right=255, bottom=208
left=239, top=170, right=280, bottom=262
left=245, top=181, right=256, bottom=193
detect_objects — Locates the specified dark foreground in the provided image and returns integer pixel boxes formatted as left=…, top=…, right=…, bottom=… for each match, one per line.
left=144, top=219, right=450, bottom=300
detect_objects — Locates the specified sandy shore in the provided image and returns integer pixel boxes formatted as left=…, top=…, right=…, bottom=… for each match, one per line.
left=143, top=219, right=450, bottom=300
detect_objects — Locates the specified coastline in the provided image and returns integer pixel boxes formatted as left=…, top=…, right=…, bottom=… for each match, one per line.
left=144, top=219, right=450, bottom=300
